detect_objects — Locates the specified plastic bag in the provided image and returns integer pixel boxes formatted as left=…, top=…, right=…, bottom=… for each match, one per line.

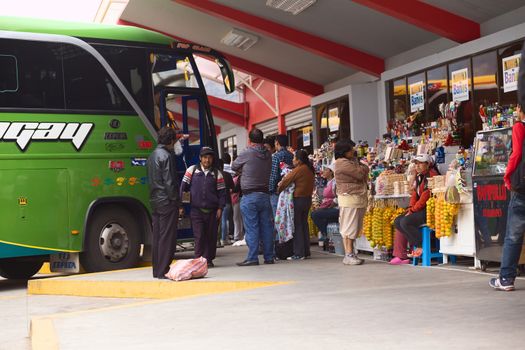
left=165, top=257, right=208, bottom=281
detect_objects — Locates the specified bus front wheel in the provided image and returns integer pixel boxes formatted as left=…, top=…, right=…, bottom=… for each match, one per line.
left=81, top=206, right=141, bottom=272
left=0, top=258, right=44, bottom=279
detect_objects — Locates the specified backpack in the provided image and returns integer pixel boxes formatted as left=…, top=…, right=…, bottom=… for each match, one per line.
left=510, top=122, right=525, bottom=194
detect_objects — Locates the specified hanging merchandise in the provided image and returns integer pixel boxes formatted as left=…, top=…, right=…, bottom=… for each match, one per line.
left=479, top=103, right=517, bottom=130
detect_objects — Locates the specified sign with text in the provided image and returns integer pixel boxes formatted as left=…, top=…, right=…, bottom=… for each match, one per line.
left=502, top=53, right=521, bottom=93
left=451, top=68, right=469, bottom=102
left=409, top=81, right=425, bottom=112
left=328, top=107, right=339, bottom=132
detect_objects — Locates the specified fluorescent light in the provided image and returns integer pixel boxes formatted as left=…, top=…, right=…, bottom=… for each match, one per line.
left=221, top=28, right=259, bottom=51
left=266, top=0, right=316, bottom=15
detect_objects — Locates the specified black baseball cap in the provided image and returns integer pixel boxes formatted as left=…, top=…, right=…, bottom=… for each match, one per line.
left=200, top=147, right=215, bottom=157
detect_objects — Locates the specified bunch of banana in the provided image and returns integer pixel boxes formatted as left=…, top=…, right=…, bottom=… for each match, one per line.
left=426, top=196, right=435, bottom=230
left=382, top=207, right=395, bottom=249
left=371, top=206, right=384, bottom=248
left=362, top=209, right=374, bottom=245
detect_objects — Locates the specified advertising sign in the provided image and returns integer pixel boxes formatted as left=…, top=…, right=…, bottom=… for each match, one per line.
left=502, top=53, right=521, bottom=93
left=409, top=81, right=424, bottom=112
left=328, top=107, right=339, bottom=132
left=303, top=128, right=311, bottom=147
left=451, top=68, right=469, bottom=102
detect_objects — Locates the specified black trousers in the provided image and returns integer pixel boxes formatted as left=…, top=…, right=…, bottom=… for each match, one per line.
left=152, top=203, right=179, bottom=278
left=190, top=208, right=219, bottom=262
left=394, top=210, right=426, bottom=247
left=293, top=197, right=312, bottom=258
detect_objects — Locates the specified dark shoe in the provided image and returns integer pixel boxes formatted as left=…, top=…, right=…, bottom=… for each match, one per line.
left=489, top=277, right=515, bottom=291
left=236, top=260, right=259, bottom=266
left=207, top=261, right=215, bottom=268
left=157, top=276, right=168, bottom=280
left=264, top=259, right=275, bottom=264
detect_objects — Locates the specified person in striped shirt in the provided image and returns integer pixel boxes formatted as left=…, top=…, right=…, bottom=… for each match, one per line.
left=180, top=147, right=227, bottom=268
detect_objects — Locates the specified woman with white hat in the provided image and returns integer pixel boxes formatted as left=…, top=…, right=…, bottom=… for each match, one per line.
left=311, top=163, right=339, bottom=241
left=390, top=154, right=438, bottom=264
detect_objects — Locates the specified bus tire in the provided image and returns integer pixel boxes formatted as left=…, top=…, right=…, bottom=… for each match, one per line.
left=0, top=258, right=44, bottom=279
left=81, top=206, right=141, bottom=272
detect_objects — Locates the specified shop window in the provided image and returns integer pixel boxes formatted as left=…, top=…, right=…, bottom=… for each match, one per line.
left=498, top=42, right=522, bottom=106
left=473, top=50, right=498, bottom=135
left=221, top=135, right=237, bottom=160
left=426, top=65, right=448, bottom=122
left=316, top=97, right=349, bottom=145
left=390, top=78, right=408, bottom=121
left=287, top=126, right=313, bottom=154
left=449, top=58, right=474, bottom=147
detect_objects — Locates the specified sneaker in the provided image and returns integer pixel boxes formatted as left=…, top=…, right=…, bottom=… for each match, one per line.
left=287, top=255, right=305, bottom=261
left=389, top=257, right=410, bottom=265
left=220, top=239, right=231, bottom=246
left=343, top=254, right=364, bottom=265
left=489, top=277, right=515, bottom=291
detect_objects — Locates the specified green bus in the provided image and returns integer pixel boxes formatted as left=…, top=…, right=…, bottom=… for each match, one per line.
left=0, top=17, right=235, bottom=279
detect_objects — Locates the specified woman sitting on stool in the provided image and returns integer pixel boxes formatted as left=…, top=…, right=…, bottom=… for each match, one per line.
left=390, top=154, right=438, bottom=265
left=311, top=163, right=338, bottom=242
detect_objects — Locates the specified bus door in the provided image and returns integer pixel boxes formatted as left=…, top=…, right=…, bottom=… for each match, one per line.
left=158, top=88, right=213, bottom=241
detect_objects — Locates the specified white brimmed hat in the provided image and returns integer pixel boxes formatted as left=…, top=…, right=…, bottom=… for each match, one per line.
left=323, top=162, right=335, bottom=172
left=412, top=154, right=432, bottom=163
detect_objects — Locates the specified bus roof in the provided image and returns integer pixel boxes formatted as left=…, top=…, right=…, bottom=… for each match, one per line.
left=0, top=16, right=174, bottom=46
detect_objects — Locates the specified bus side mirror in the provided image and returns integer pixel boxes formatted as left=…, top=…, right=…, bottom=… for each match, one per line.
left=215, top=57, right=235, bottom=94
left=0, top=55, right=19, bottom=92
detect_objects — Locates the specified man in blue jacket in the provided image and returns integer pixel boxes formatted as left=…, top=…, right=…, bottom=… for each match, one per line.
left=232, top=128, right=274, bottom=266
left=180, top=147, right=227, bottom=268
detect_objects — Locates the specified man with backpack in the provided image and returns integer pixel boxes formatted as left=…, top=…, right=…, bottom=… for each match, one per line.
left=180, top=147, right=227, bottom=268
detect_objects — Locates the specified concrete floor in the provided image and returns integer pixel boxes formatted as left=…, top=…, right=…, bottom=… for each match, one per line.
left=2, top=245, right=525, bottom=350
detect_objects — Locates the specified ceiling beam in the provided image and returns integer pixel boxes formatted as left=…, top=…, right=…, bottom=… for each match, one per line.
left=352, top=0, right=480, bottom=43
left=118, top=19, right=323, bottom=96
left=208, top=95, right=245, bottom=116
left=173, top=0, right=384, bottom=76
left=210, top=106, right=244, bottom=126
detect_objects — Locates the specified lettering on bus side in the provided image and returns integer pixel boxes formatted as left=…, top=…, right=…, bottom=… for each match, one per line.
left=0, top=122, right=94, bottom=151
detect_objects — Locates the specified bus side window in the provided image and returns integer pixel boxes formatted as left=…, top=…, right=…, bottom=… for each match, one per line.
left=0, top=39, right=64, bottom=109
left=62, top=44, right=132, bottom=113
left=0, top=55, right=18, bottom=93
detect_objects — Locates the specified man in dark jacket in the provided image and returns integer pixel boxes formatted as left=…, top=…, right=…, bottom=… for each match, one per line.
left=147, top=127, right=181, bottom=279
left=232, top=128, right=274, bottom=266
left=180, top=147, right=227, bottom=267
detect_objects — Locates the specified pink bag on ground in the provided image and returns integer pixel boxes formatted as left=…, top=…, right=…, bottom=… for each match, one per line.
left=165, top=257, right=208, bottom=281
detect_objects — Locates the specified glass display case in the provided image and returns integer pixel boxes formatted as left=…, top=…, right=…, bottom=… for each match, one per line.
left=472, top=127, right=512, bottom=177
left=472, top=127, right=525, bottom=267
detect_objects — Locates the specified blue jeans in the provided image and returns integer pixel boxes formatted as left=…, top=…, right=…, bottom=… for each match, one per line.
left=500, top=191, right=525, bottom=280
left=311, top=207, right=340, bottom=236
left=221, top=204, right=232, bottom=241
left=270, top=193, right=279, bottom=217
left=240, top=193, right=274, bottom=262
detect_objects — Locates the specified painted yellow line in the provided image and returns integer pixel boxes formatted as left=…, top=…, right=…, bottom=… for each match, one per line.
left=38, top=261, right=153, bottom=275
left=28, top=279, right=288, bottom=299
left=30, top=318, right=59, bottom=350
left=0, top=239, right=79, bottom=253
left=29, top=279, right=291, bottom=350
